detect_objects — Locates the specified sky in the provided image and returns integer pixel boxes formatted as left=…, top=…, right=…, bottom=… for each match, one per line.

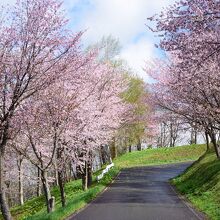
left=1, top=0, right=175, bottom=81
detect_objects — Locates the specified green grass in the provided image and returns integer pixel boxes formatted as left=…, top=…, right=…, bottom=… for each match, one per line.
left=172, top=149, right=220, bottom=220
left=4, top=167, right=120, bottom=220
left=114, top=144, right=206, bottom=168
left=2, top=144, right=206, bottom=220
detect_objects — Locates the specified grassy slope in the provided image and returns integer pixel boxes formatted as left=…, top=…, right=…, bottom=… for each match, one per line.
left=9, top=167, right=120, bottom=220
left=3, top=144, right=206, bottom=220
left=172, top=149, right=220, bottom=220
left=114, top=144, right=206, bottom=168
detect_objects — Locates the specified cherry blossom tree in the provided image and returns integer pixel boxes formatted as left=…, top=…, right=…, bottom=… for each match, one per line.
left=145, top=56, right=220, bottom=156
left=146, top=0, right=220, bottom=157
left=10, top=49, right=129, bottom=212
left=154, top=0, right=220, bottom=65
left=72, top=62, right=129, bottom=190
left=0, top=0, right=83, bottom=218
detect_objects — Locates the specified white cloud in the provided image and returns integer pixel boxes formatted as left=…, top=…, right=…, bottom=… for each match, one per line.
left=76, top=0, right=175, bottom=44
left=120, top=37, right=155, bottom=81
left=71, top=0, right=175, bottom=81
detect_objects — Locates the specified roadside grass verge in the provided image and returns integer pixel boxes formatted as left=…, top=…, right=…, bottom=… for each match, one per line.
left=1, top=144, right=206, bottom=220
left=2, top=167, right=120, bottom=220
left=172, top=149, right=220, bottom=220
left=27, top=167, right=120, bottom=220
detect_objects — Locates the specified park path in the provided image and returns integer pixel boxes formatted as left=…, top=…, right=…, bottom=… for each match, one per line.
left=69, top=162, right=205, bottom=220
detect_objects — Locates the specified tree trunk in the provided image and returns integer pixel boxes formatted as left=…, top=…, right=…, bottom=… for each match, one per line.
left=76, top=165, right=81, bottom=179
left=54, top=162, right=59, bottom=186
left=190, top=128, right=194, bottom=144
left=82, top=162, right=88, bottom=191
left=0, top=149, right=12, bottom=220
left=18, top=158, right=24, bottom=205
left=68, top=162, right=72, bottom=181
left=194, top=129, right=197, bottom=145
left=137, top=139, right=141, bottom=151
left=190, top=127, right=197, bottom=145
left=110, top=138, right=117, bottom=159
left=129, top=145, right=132, bottom=152
left=5, top=181, right=12, bottom=208
left=37, top=168, right=41, bottom=196
left=209, top=132, right=220, bottom=158
left=64, top=163, right=71, bottom=182
left=41, top=170, right=54, bottom=213
left=205, top=131, right=210, bottom=151
left=107, top=145, right=112, bottom=163
left=58, top=170, right=66, bottom=207
left=87, top=162, right=92, bottom=188
left=72, top=162, right=78, bottom=180
left=170, top=123, right=173, bottom=147
left=100, top=145, right=107, bottom=164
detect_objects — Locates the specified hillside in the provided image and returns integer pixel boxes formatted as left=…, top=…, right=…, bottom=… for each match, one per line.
left=172, top=149, right=220, bottom=220
left=114, top=144, right=206, bottom=168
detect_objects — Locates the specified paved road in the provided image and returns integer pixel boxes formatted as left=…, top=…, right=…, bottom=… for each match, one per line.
left=69, top=162, right=205, bottom=220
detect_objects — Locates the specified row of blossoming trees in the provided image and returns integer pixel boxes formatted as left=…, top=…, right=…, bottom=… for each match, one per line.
left=146, top=0, right=220, bottom=154
left=0, top=0, right=147, bottom=219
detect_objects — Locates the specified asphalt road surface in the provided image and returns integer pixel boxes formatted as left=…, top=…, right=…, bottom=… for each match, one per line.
left=69, top=162, right=205, bottom=220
